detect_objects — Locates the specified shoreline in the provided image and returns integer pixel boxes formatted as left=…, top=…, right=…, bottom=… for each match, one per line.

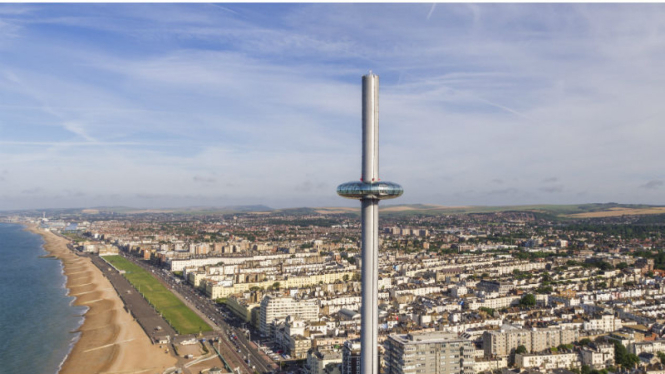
left=56, top=254, right=87, bottom=374
left=24, top=224, right=177, bottom=374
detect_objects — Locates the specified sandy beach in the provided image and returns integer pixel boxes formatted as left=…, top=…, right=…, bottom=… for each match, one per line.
left=26, top=225, right=177, bottom=374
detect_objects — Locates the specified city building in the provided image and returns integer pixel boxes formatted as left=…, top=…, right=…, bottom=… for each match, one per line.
left=483, top=326, right=579, bottom=357
left=515, top=351, right=580, bottom=370
left=580, top=344, right=615, bottom=369
left=385, top=331, right=474, bottom=374
left=307, top=348, right=342, bottom=374
left=259, top=295, right=319, bottom=335
left=342, top=339, right=362, bottom=374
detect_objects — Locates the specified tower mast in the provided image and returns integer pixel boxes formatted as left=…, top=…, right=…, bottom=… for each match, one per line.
left=337, top=72, right=403, bottom=374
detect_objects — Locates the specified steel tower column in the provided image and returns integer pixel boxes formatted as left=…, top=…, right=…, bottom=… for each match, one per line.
left=337, top=72, right=403, bottom=374
left=361, top=73, right=379, bottom=374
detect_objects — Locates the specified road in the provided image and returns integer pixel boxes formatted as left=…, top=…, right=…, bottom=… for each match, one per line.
left=119, top=253, right=278, bottom=374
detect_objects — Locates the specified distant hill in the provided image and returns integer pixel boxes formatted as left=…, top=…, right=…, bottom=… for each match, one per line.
left=311, top=203, right=665, bottom=219
left=15, top=205, right=275, bottom=215
left=156, top=205, right=274, bottom=214
left=4, top=203, right=665, bottom=219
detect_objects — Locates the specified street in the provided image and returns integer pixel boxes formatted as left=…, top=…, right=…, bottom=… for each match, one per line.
left=118, top=253, right=279, bottom=374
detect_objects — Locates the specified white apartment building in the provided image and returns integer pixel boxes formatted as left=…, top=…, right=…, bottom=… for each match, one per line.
left=169, top=256, right=250, bottom=272
left=549, top=295, right=581, bottom=307
left=515, top=352, right=580, bottom=370
left=451, top=286, right=469, bottom=298
left=390, top=286, right=443, bottom=298
left=631, top=340, right=665, bottom=356
left=473, top=357, right=508, bottom=373
left=580, top=344, right=615, bottom=369
left=583, top=314, right=622, bottom=333
left=468, top=296, right=521, bottom=311
left=259, top=295, right=319, bottom=335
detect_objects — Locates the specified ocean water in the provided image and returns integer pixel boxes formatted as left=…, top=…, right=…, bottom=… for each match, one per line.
left=0, top=223, right=86, bottom=374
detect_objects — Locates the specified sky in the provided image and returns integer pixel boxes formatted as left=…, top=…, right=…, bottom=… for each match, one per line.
left=1, top=3, right=665, bottom=210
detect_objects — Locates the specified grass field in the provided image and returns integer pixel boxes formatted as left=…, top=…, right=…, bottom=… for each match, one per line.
left=566, top=207, right=665, bottom=218
left=104, top=255, right=212, bottom=335
left=311, top=203, right=665, bottom=218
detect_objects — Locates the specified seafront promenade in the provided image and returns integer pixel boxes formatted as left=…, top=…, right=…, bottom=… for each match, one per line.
left=90, top=254, right=178, bottom=341
left=25, top=224, right=178, bottom=374
left=35, top=225, right=250, bottom=374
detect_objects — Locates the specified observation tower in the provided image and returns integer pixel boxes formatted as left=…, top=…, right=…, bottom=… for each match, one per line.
left=337, top=73, right=403, bottom=374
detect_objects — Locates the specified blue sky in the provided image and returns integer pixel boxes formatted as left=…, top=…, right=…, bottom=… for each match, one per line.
left=1, top=3, right=665, bottom=210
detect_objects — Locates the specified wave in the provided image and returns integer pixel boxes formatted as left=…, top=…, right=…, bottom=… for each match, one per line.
left=56, top=329, right=82, bottom=374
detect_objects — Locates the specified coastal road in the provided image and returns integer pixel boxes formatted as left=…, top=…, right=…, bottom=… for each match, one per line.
left=120, top=253, right=277, bottom=374
left=92, top=253, right=253, bottom=374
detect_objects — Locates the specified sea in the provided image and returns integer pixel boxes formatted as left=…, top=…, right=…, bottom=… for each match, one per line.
left=0, top=223, right=86, bottom=374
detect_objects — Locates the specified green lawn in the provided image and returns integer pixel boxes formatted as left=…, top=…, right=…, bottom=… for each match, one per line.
left=104, top=255, right=212, bottom=334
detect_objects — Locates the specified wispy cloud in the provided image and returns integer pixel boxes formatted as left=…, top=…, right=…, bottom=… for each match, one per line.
left=427, top=4, right=437, bottom=21
left=488, top=188, right=519, bottom=195
left=539, top=185, right=564, bottom=193
left=640, top=180, right=663, bottom=189
left=193, top=176, right=216, bottom=184
left=1, top=4, right=665, bottom=209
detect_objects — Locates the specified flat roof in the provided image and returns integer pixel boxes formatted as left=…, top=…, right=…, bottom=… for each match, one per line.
left=390, top=331, right=465, bottom=344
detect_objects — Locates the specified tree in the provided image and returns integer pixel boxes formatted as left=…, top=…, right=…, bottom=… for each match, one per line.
left=581, top=365, right=592, bottom=374
left=481, top=273, right=490, bottom=279
left=343, top=274, right=350, bottom=282
left=536, top=286, right=553, bottom=294
left=597, top=261, right=614, bottom=271
left=520, top=294, right=537, bottom=307
left=613, top=341, right=625, bottom=365
left=515, top=345, right=527, bottom=354
left=579, top=338, right=592, bottom=346
left=626, top=354, right=639, bottom=367
left=273, top=282, right=281, bottom=290
left=614, top=341, right=639, bottom=368
left=479, top=307, right=495, bottom=316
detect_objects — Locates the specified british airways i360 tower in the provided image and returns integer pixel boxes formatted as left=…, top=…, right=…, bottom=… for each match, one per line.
left=337, top=73, right=403, bottom=374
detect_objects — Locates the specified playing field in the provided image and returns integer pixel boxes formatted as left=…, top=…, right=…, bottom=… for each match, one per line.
left=104, top=255, right=212, bottom=335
